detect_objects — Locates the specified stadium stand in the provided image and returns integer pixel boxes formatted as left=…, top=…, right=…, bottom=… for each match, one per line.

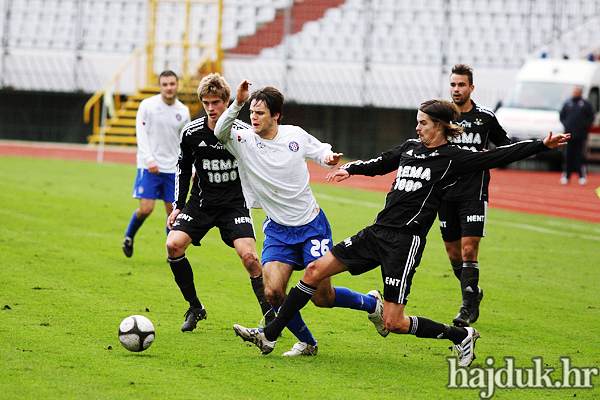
left=2, top=0, right=600, bottom=108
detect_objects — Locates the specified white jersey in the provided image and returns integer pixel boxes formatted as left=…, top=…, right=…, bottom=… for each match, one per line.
left=215, top=102, right=334, bottom=227
left=136, top=94, right=191, bottom=173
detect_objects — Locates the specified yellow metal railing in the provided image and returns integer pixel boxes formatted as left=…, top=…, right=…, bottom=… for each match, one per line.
left=84, top=0, right=223, bottom=141
left=146, top=0, right=222, bottom=86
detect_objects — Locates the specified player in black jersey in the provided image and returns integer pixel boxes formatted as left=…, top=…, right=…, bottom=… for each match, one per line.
left=165, top=73, right=274, bottom=332
left=232, top=98, right=569, bottom=366
left=440, top=64, right=512, bottom=327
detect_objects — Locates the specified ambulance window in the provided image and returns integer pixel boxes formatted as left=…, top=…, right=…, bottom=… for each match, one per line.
left=588, top=87, right=599, bottom=112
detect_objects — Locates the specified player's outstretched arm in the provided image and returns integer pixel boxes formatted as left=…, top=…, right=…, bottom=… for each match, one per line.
left=326, top=169, right=350, bottom=182
left=543, top=131, right=570, bottom=149
left=324, top=152, right=343, bottom=166
left=235, top=80, right=252, bottom=107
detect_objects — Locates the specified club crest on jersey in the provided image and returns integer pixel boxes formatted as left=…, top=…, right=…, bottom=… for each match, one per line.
left=176, top=114, right=182, bottom=121
left=257, top=142, right=266, bottom=149
left=474, top=118, right=483, bottom=125
left=237, top=135, right=246, bottom=143
left=289, top=141, right=299, bottom=152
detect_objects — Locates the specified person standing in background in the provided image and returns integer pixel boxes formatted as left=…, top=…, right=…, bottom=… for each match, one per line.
left=559, top=86, right=595, bottom=186
left=122, top=70, right=191, bottom=257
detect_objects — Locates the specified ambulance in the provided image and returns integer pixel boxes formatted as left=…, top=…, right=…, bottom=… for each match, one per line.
left=495, top=58, right=600, bottom=165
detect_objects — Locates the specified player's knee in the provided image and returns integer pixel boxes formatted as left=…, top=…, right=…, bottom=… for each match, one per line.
left=241, top=252, right=261, bottom=274
left=462, top=248, right=477, bottom=261
left=165, top=237, right=185, bottom=257
left=384, top=316, right=410, bottom=334
left=462, top=241, right=480, bottom=260
left=264, top=287, right=285, bottom=307
left=137, top=206, right=153, bottom=219
left=446, top=247, right=462, bottom=264
left=303, top=260, right=326, bottom=287
left=449, top=254, right=462, bottom=266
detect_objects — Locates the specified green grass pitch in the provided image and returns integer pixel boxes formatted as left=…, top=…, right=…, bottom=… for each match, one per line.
left=1, top=156, right=599, bottom=399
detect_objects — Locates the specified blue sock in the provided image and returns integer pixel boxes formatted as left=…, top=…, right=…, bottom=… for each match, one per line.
left=125, top=211, right=144, bottom=239
left=271, top=305, right=316, bottom=346
left=332, top=287, right=377, bottom=313
left=286, top=311, right=317, bottom=346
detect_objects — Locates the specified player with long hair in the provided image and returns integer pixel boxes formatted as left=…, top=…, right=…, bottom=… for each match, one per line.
left=233, top=98, right=569, bottom=366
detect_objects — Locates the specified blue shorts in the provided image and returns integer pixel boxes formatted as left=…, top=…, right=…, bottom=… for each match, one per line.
left=261, top=210, right=332, bottom=271
left=132, top=168, right=175, bottom=202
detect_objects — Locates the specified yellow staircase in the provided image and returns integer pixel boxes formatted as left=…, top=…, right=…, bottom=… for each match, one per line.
left=87, top=85, right=202, bottom=146
left=84, top=0, right=224, bottom=147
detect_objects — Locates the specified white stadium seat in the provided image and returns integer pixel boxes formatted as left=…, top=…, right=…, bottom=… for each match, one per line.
left=2, top=0, right=600, bottom=103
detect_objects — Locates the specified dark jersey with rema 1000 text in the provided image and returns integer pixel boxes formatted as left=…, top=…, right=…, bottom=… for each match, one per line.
left=341, top=138, right=548, bottom=238
left=443, top=100, right=511, bottom=202
left=174, top=116, right=250, bottom=210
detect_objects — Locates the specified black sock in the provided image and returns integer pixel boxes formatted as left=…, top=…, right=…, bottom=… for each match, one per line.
left=263, top=280, right=316, bottom=341
left=452, top=262, right=462, bottom=280
left=460, top=261, right=479, bottom=307
left=408, top=316, right=468, bottom=344
left=169, top=254, right=201, bottom=308
left=250, top=274, right=273, bottom=319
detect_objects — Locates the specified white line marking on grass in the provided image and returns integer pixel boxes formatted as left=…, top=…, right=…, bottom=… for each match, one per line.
left=314, top=192, right=383, bottom=209
left=544, top=220, right=600, bottom=234
left=313, top=191, right=600, bottom=241
left=10, top=230, right=114, bottom=239
left=493, top=220, right=600, bottom=241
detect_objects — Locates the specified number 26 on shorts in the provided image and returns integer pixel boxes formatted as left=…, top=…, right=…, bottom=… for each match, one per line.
left=310, top=239, right=330, bottom=257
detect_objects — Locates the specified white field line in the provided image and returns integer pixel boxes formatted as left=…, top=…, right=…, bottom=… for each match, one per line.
left=492, top=220, right=600, bottom=241
left=314, top=191, right=600, bottom=242
left=315, top=192, right=384, bottom=209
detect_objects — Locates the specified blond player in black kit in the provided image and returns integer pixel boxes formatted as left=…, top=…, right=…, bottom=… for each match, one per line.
left=232, top=98, right=569, bottom=367
left=166, top=73, right=274, bottom=332
left=441, top=64, right=512, bottom=327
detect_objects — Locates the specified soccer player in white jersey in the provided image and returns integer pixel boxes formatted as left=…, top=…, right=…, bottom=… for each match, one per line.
left=122, top=71, right=191, bottom=257
left=165, top=73, right=274, bottom=332
left=215, top=80, right=387, bottom=357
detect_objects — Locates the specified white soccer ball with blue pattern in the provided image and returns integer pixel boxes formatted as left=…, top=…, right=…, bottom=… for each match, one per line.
left=118, top=315, right=155, bottom=352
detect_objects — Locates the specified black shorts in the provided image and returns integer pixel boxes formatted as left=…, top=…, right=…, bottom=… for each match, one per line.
left=170, top=203, right=255, bottom=248
left=330, top=225, right=426, bottom=305
left=438, top=200, right=487, bottom=242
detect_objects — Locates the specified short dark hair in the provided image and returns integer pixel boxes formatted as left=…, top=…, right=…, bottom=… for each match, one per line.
left=419, top=99, right=463, bottom=140
left=158, top=70, right=178, bottom=84
left=249, top=87, right=284, bottom=124
left=451, top=64, right=473, bottom=86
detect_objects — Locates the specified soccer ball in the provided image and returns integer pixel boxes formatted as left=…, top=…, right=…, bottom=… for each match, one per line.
left=118, top=315, right=155, bottom=352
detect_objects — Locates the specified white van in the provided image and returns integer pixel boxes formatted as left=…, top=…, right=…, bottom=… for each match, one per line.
left=495, top=58, right=600, bottom=163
